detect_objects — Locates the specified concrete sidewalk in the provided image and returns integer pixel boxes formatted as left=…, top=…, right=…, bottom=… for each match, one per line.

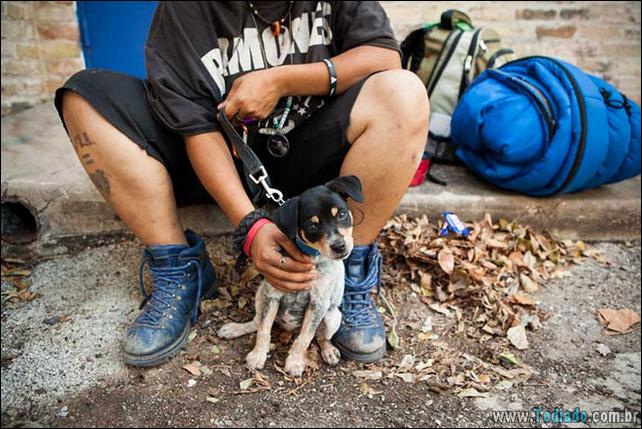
left=2, top=102, right=640, bottom=257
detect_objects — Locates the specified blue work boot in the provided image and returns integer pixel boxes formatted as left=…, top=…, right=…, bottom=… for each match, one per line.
left=123, top=230, right=217, bottom=367
left=332, top=243, right=386, bottom=363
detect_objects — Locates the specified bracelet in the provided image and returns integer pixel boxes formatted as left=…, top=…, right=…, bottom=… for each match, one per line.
left=232, top=208, right=270, bottom=253
left=323, top=59, right=337, bottom=96
left=243, top=218, right=272, bottom=257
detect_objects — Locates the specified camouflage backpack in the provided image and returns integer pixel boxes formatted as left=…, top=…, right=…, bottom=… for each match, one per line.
left=401, top=10, right=515, bottom=163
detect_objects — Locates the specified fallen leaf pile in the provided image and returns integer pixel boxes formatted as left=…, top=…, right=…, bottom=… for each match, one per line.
left=1, top=257, right=40, bottom=303
left=379, top=213, right=590, bottom=349
left=359, top=212, right=606, bottom=395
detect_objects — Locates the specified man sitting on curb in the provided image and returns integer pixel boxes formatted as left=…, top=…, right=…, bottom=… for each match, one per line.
left=54, top=1, right=429, bottom=366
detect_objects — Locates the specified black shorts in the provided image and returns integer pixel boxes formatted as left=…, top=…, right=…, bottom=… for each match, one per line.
left=54, top=69, right=366, bottom=208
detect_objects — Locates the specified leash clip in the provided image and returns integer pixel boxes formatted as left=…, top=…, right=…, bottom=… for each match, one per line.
left=249, top=166, right=285, bottom=206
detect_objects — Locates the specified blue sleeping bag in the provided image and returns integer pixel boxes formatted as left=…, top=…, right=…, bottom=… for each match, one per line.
left=451, top=56, right=641, bottom=196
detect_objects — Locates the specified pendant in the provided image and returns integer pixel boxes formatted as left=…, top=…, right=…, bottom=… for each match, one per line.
left=271, top=21, right=281, bottom=36
left=267, top=133, right=289, bottom=158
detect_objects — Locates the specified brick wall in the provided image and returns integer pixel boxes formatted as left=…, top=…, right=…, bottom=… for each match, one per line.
left=1, top=1, right=641, bottom=116
left=381, top=1, right=641, bottom=104
left=1, top=1, right=82, bottom=116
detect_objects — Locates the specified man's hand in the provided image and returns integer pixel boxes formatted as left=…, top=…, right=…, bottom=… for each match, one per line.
left=250, top=223, right=317, bottom=293
left=218, top=68, right=284, bottom=120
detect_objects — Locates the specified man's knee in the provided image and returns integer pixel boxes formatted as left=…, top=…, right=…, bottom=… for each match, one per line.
left=368, top=69, right=430, bottom=126
left=351, top=70, right=429, bottom=145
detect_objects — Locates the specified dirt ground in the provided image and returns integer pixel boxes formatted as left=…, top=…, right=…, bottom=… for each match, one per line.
left=1, top=235, right=640, bottom=428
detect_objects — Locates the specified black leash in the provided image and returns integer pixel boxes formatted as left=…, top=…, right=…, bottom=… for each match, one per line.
left=217, top=111, right=285, bottom=207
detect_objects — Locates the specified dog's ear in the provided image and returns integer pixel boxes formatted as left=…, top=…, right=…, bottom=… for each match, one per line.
left=326, top=175, right=364, bottom=203
left=268, top=197, right=299, bottom=239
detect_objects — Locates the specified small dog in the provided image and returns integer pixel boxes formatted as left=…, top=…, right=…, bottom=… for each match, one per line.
left=218, top=176, right=363, bottom=377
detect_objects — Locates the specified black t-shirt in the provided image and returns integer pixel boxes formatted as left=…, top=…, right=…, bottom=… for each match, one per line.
left=144, top=1, right=399, bottom=137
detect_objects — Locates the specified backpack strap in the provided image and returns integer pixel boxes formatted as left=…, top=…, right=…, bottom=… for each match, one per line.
left=400, top=26, right=429, bottom=73
left=440, top=9, right=472, bottom=30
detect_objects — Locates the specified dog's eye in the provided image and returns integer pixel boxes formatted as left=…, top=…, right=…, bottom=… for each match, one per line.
left=337, top=210, right=348, bottom=220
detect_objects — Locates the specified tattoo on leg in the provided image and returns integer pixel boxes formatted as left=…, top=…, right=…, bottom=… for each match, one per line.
left=89, top=169, right=111, bottom=197
left=71, top=132, right=95, bottom=150
left=78, top=132, right=94, bottom=148
left=81, top=153, right=95, bottom=166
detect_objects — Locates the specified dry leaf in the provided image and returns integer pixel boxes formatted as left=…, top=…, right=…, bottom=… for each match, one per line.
left=429, top=303, right=453, bottom=318
left=519, top=273, right=539, bottom=293
left=438, top=247, right=455, bottom=275
left=506, top=325, right=529, bottom=350
left=458, top=388, right=489, bottom=398
left=239, top=378, right=254, bottom=390
left=352, top=370, right=383, bottom=380
left=398, top=354, right=415, bottom=372
left=238, top=296, right=248, bottom=310
left=415, top=360, right=434, bottom=371
left=387, top=325, right=400, bottom=349
left=395, top=373, right=416, bottom=383
left=182, top=364, right=202, bottom=377
left=496, top=380, right=514, bottom=390
left=510, top=293, right=535, bottom=307
left=597, top=309, right=641, bottom=333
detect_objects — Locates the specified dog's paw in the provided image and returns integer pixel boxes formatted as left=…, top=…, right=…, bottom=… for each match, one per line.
left=284, top=354, right=306, bottom=377
left=245, top=349, right=268, bottom=370
left=321, top=345, right=341, bottom=366
left=217, top=323, right=242, bottom=340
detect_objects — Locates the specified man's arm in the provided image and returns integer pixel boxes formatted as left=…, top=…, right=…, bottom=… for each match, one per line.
left=220, top=45, right=401, bottom=119
left=184, top=131, right=254, bottom=226
left=279, top=45, right=402, bottom=96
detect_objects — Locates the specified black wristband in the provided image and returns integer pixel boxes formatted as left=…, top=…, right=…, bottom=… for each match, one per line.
left=233, top=208, right=270, bottom=272
left=232, top=208, right=270, bottom=253
left=323, top=59, right=337, bottom=96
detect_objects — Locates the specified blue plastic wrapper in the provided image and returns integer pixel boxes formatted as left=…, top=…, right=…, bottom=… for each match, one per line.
left=440, top=211, right=470, bottom=237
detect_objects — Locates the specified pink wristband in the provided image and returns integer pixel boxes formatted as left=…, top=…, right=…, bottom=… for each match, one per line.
left=243, top=218, right=272, bottom=257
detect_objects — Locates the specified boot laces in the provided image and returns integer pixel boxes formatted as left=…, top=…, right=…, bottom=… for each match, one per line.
left=137, top=256, right=203, bottom=325
left=341, top=250, right=382, bottom=327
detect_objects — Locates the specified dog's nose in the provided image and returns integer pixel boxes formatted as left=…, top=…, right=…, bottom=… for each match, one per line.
left=330, top=242, right=347, bottom=254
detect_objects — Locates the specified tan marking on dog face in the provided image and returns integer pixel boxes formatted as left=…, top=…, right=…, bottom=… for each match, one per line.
left=310, top=216, right=320, bottom=223
left=299, top=229, right=326, bottom=252
left=338, top=226, right=353, bottom=239
left=331, top=207, right=338, bottom=217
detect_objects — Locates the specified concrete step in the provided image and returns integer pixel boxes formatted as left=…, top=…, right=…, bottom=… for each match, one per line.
left=2, top=102, right=640, bottom=258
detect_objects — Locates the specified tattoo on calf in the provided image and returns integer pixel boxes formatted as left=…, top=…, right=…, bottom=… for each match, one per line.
left=72, top=132, right=97, bottom=168
left=81, top=153, right=95, bottom=166
left=71, top=132, right=95, bottom=150
left=89, top=169, right=111, bottom=197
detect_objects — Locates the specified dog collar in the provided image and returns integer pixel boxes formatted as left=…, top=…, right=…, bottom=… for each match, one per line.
left=295, top=236, right=321, bottom=257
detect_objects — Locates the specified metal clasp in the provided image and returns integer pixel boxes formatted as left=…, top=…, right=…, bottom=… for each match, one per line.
left=249, top=167, right=285, bottom=206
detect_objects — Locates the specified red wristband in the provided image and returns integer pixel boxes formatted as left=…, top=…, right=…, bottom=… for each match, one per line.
left=243, top=218, right=272, bottom=257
